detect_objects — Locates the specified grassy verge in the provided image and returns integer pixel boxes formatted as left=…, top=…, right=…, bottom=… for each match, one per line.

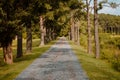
left=69, top=41, right=120, bottom=80
left=0, top=39, right=56, bottom=80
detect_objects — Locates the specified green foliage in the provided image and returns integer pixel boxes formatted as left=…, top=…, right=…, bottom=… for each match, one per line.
left=59, top=23, right=70, bottom=36
left=99, top=33, right=120, bottom=71
left=0, top=0, right=85, bottom=64
left=112, top=53, right=120, bottom=71
left=80, top=34, right=87, bottom=48
left=98, top=0, right=108, bottom=10
left=79, top=20, right=88, bottom=48
left=32, top=24, right=41, bottom=39
left=108, top=37, right=120, bottom=49
left=99, top=14, right=120, bottom=34
left=0, top=0, right=18, bottom=47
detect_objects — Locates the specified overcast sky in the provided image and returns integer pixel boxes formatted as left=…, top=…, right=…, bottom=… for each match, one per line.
left=98, top=0, right=120, bottom=15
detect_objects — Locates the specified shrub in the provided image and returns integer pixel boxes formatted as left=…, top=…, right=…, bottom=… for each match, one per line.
left=80, top=34, right=87, bottom=48
left=100, top=48, right=115, bottom=61
left=112, top=53, right=120, bottom=71
left=99, top=33, right=120, bottom=72
left=32, top=34, right=39, bottom=39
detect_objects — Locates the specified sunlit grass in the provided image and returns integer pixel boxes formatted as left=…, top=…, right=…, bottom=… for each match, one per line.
left=69, top=41, right=120, bottom=80
left=0, top=39, right=56, bottom=80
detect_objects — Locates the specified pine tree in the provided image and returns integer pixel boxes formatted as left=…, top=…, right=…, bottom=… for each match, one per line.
left=0, top=0, right=18, bottom=64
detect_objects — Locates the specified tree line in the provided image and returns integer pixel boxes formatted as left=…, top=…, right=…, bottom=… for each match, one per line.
left=0, top=0, right=85, bottom=64
left=99, top=14, right=120, bottom=34
left=0, top=0, right=119, bottom=64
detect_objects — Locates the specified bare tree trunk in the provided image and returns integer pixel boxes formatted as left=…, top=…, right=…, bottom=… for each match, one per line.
left=52, top=28, right=55, bottom=40
left=74, top=26, right=77, bottom=43
left=40, top=16, right=45, bottom=46
left=94, top=0, right=100, bottom=59
left=49, top=28, right=52, bottom=41
left=26, top=23, right=32, bottom=53
left=3, top=43, right=13, bottom=64
left=68, top=31, right=70, bottom=40
left=77, top=22, right=80, bottom=45
left=45, top=28, right=49, bottom=43
left=70, top=17, right=75, bottom=41
left=44, top=27, right=47, bottom=44
left=77, top=26, right=80, bottom=45
left=86, top=0, right=92, bottom=54
left=16, top=31, right=23, bottom=58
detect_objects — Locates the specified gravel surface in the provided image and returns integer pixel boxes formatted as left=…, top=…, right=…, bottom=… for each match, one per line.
left=15, top=37, right=89, bottom=80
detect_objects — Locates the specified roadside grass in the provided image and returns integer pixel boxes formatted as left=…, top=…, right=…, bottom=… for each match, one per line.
left=0, top=39, right=56, bottom=80
left=70, top=41, right=120, bottom=80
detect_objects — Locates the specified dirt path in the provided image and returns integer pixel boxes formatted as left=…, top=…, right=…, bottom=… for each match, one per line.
left=15, top=37, right=89, bottom=80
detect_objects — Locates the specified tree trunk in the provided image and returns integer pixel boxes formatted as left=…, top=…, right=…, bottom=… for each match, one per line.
left=26, top=24, right=32, bottom=53
left=74, top=26, right=77, bottom=44
left=77, top=26, right=80, bottom=45
left=49, top=28, right=52, bottom=41
left=87, top=0, right=92, bottom=54
left=3, top=43, right=13, bottom=64
left=44, top=27, right=47, bottom=44
left=16, top=31, right=23, bottom=58
left=94, top=0, right=100, bottom=59
left=40, top=16, right=45, bottom=46
left=52, top=28, right=55, bottom=40
left=70, top=17, right=75, bottom=41
left=68, top=31, right=70, bottom=40
left=45, top=28, right=49, bottom=43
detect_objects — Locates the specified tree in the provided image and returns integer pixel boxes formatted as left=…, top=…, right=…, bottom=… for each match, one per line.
left=33, top=0, right=52, bottom=46
left=17, top=0, right=35, bottom=53
left=98, top=14, right=120, bottom=35
left=93, top=0, right=119, bottom=58
left=86, top=0, right=92, bottom=54
left=13, top=0, right=24, bottom=58
left=69, top=0, right=85, bottom=44
left=39, top=16, right=45, bottom=46
left=25, top=1, right=34, bottom=53
left=94, top=0, right=100, bottom=58
left=26, top=21, right=32, bottom=53
left=16, top=28, right=23, bottom=58
left=0, top=0, right=18, bottom=64
left=70, top=14, right=75, bottom=41
left=14, top=0, right=34, bottom=54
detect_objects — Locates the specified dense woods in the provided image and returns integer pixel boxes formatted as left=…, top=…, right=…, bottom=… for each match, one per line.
left=0, top=0, right=120, bottom=73
left=99, top=14, right=120, bottom=34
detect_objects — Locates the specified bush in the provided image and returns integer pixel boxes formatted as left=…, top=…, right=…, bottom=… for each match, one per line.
left=100, top=48, right=115, bottom=60
left=80, top=34, right=87, bottom=48
left=99, top=33, right=111, bottom=48
left=32, top=34, right=39, bottom=39
left=99, top=33, right=120, bottom=72
left=112, top=53, right=120, bottom=71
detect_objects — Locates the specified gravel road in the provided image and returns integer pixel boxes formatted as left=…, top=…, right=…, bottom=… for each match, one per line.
left=15, top=37, right=89, bottom=80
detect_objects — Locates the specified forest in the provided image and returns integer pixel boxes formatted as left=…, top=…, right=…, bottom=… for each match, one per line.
left=0, top=0, right=120, bottom=80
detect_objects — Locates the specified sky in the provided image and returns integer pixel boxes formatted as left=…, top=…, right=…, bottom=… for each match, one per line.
left=98, top=0, right=120, bottom=15
left=86, top=0, right=120, bottom=15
